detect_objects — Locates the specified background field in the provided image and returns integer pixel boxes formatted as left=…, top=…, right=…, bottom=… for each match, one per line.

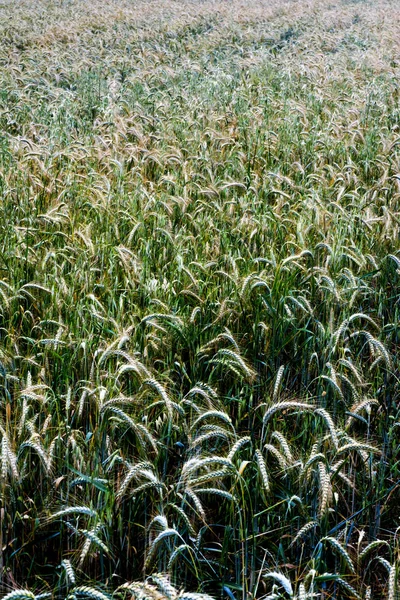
left=0, top=0, right=400, bottom=599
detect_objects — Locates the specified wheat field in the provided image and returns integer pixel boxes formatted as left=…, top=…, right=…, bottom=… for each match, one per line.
left=0, top=0, right=399, bottom=599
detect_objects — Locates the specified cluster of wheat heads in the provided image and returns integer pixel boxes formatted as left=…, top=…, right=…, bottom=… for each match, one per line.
left=1, top=0, right=400, bottom=598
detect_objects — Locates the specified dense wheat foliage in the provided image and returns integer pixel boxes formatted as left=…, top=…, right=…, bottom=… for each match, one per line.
left=0, top=0, right=400, bottom=598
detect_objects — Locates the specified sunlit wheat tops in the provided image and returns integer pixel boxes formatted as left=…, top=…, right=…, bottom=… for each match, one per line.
left=0, top=0, right=400, bottom=598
